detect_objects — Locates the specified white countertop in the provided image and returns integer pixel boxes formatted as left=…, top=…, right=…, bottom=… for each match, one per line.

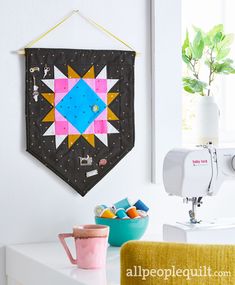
left=6, top=242, right=120, bottom=285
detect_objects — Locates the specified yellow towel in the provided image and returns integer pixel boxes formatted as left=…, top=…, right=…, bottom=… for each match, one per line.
left=120, top=241, right=235, bottom=285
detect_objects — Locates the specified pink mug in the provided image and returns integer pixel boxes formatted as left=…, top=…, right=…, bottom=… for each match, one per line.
left=58, top=224, right=109, bottom=269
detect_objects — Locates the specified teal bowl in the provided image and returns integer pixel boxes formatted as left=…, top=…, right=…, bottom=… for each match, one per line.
left=95, top=216, right=149, bottom=247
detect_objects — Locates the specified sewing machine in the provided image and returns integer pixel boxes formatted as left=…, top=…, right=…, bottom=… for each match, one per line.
left=163, top=143, right=235, bottom=244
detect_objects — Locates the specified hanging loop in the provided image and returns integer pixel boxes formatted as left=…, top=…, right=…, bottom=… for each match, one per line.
left=17, top=10, right=139, bottom=56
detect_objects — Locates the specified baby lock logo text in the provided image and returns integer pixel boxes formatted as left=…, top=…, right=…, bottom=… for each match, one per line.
left=126, top=266, right=231, bottom=281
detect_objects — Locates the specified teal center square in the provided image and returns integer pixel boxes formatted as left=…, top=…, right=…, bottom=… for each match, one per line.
left=55, top=79, right=106, bottom=133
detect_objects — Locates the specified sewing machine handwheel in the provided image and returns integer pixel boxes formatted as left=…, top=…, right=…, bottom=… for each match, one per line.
left=231, top=156, right=235, bottom=171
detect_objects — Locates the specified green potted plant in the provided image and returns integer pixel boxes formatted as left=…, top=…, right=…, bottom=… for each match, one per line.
left=182, top=24, right=235, bottom=145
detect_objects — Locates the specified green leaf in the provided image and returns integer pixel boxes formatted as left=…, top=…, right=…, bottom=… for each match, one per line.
left=182, top=30, right=193, bottom=64
left=191, top=31, right=204, bottom=59
left=182, top=53, right=190, bottom=64
left=182, top=30, right=190, bottom=52
left=183, top=77, right=207, bottom=94
left=221, top=33, right=234, bottom=47
left=204, top=34, right=212, bottom=47
left=213, top=59, right=235, bottom=74
left=216, top=34, right=234, bottom=55
left=205, top=24, right=224, bottom=47
left=216, top=47, right=230, bottom=60
left=183, top=85, right=195, bottom=94
left=213, top=31, right=223, bottom=43
left=207, top=24, right=224, bottom=38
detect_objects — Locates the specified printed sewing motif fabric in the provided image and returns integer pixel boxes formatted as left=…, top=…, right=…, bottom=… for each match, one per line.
left=25, top=48, right=135, bottom=196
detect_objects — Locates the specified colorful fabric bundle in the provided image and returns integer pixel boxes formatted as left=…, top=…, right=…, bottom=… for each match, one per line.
left=25, top=48, right=135, bottom=196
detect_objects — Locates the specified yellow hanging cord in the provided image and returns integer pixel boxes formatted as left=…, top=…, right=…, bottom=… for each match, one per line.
left=17, top=10, right=139, bottom=55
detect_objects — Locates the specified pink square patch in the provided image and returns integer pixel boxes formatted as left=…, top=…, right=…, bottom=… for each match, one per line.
left=84, top=123, right=94, bottom=134
left=95, top=79, right=107, bottom=93
left=54, top=93, right=67, bottom=105
left=55, top=110, right=67, bottom=122
left=94, top=120, right=107, bottom=134
left=54, top=79, right=68, bottom=93
left=96, top=108, right=107, bottom=120
left=55, top=121, right=68, bottom=135
left=68, top=79, right=79, bottom=91
left=84, top=79, right=95, bottom=90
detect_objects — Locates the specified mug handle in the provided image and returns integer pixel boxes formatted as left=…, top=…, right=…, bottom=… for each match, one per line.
left=58, top=233, right=77, bottom=265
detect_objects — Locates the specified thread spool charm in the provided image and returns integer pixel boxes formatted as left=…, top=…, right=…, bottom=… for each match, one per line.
left=126, top=206, right=140, bottom=219
left=134, top=200, right=149, bottom=212
left=114, top=198, right=131, bottom=210
left=100, top=208, right=116, bottom=219
left=115, top=208, right=130, bottom=219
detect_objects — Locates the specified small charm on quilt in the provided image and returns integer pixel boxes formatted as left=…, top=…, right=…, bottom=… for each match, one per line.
left=86, top=169, right=98, bottom=178
left=43, top=65, right=50, bottom=78
left=29, top=67, right=40, bottom=73
left=32, top=76, right=39, bottom=102
left=99, top=158, right=107, bottom=166
left=29, top=67, right=40, bottom=102
left=80, top=155, right=93, bottom=166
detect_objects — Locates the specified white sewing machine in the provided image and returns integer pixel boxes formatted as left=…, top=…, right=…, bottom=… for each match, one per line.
left=163, top=143, right=235, bottom=244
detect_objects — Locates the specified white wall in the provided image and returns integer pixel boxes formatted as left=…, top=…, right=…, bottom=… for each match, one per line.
left=1, top=0, right=235, bottom=284
left=0, top=0, right=153, bottom=245
left=0, top=245, right=6, bottom=285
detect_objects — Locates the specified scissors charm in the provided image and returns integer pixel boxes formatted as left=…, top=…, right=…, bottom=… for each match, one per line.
left=43, top=65, right=50, bottom=78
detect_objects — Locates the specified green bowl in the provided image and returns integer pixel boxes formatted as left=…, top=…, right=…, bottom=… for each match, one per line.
left=95, top=216, right=149, bottom=247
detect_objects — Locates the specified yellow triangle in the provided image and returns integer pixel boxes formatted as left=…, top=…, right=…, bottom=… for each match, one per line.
left=42, top=109, right=55, bottom=122
left=82, top=134, right=95, bottom=147
left=107, top=108, right=119, bottom=120
left=41, top=93, right=55, bottom=106
left=68, top=135, right=80, bottom=148
left=83, top=66, right=95, bottom=79
left=68, top=65, right=80, bottom=78
left=107, top=93, right=119, bottom=105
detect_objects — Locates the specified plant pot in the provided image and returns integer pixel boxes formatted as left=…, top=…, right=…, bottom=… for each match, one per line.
left=195, top=96, right=219, bottom=145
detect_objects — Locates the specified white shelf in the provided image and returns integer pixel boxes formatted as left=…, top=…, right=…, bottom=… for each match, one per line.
left=6, top=242, right=120, bottom=285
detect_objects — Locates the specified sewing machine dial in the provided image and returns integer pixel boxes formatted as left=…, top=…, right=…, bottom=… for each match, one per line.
left=231, top=155, right=235, bottom=171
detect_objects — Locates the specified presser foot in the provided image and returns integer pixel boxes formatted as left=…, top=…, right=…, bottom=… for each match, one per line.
left=184, top=197, right=203, bottom=224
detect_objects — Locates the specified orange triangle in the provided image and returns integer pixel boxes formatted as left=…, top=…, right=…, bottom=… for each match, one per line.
left=68, top=65, right=80, bottom=78
left=107, top=93, right=119, bottom=105
left=83, top=66, right=95, bottom=79
left=42, top=109, right=55, bottom=122
left=82, top=134, right=95, bottom=147
left=107, top=108, right=119, bottom=120
left=41, top=93, right=55, bottom=106
left=68, top=134, right=80, bottom=148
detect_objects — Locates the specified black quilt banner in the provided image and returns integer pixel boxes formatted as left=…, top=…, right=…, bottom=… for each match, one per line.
left=25, top=48, right=135, bottom=196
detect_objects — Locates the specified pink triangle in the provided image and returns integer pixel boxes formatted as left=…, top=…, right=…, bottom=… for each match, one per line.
left=96, top=108, right=107, bottom=120
left=68, top=78, right=79, bottom=91
left=55, top=93, right=67, bottom=105
left=84, top=123, right=94, bottom=134
left=68, top=123, right=80, bottom=135
left=97, top=93, right=107, bottom=104
left=84, top=79, right=95, bottom=91
left=55, top=110, right=67, bottom=122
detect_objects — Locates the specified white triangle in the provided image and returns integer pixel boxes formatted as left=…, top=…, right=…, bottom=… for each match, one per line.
left=96, top=66, right=107, bottom=79
left=95, top=134, right=108, bottom=146
left=107, top=79, right=119, bottom=92
left=107, top=122, right=119, bottom=134
left=43, top=123, right=55, bottom=136
left=55, top=135, right=67, bottom=148
left=42, top=79, right=54, bottom=92
left=54, top=66, right=67, bottom=79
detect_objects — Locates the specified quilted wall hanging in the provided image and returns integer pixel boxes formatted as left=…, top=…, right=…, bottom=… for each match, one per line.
left=23, top=11, right=136, bottom=196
